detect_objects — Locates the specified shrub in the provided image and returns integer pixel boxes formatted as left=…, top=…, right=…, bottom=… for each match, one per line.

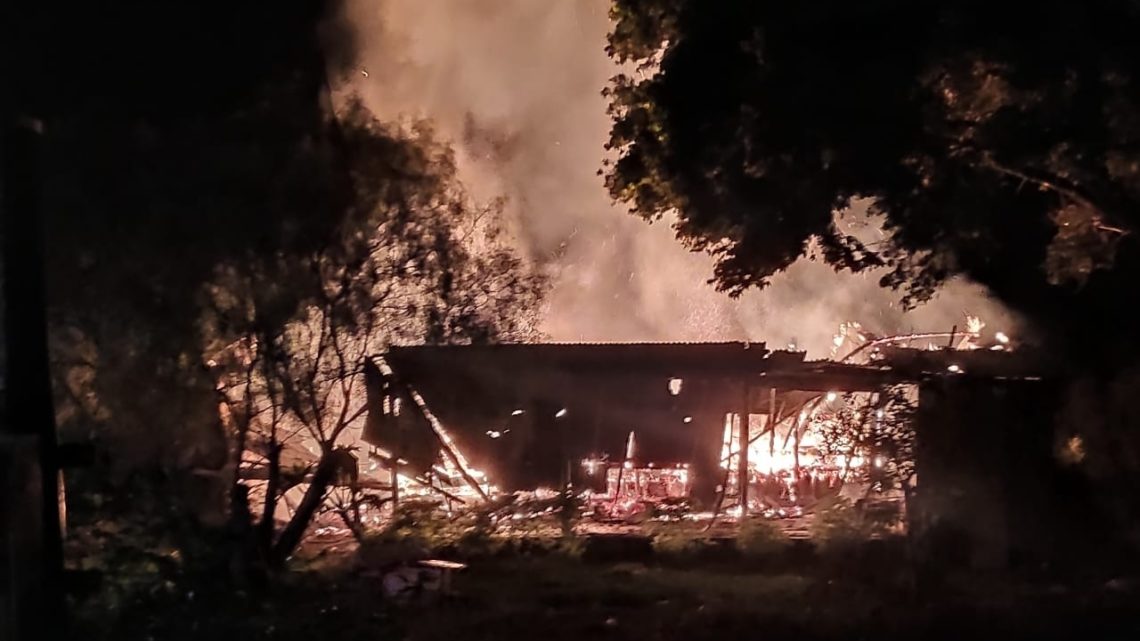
left=651, top=528, right=701, bottom=558
left=550, top=534, right=586, bottom=560
left=737, top=517, right=789, bottom=559
left=810, top=495, right=885, bottom=552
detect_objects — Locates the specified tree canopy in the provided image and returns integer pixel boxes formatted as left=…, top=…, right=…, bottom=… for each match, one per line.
left=604, top=0, right=1140, bottom=360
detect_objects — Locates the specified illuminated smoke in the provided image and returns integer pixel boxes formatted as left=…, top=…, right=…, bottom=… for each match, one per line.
left=338, top=0, right=1021, bottom=356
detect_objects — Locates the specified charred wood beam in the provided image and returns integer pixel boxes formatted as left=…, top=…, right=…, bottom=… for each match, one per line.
left=372, top=358, right=489, bottom=502
left=365, top=450, right=468, bottom=505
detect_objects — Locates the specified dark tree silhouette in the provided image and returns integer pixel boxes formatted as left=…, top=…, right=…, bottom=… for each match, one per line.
left=36, top=2, right=352, bottom=485
left=604, top=1, right=1140, bottom=363
left=5, top=0, right=543, bottom=606
left=605, top=0, right=1140, bottom=548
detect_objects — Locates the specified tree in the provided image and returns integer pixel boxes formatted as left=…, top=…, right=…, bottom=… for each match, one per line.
left=8, top=2, right=355, bottom=624
left=603, top=0, right=1140, bottom=363
left=204, top=103, right=544, bottom=566
left=816, top=387, right=918, bottom=502
left=37, top=1, right=360, bottom=515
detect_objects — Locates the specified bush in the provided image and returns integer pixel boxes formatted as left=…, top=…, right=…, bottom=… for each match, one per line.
left=812, top=496, right=867, bottom=545
left=550, top=534, right=586, bottom=560
left=65, top=471, right=236, bottom=631
left=737, top=518, right=789, bottom=559
left=358, top=530, right=431, bottom=568
left=809, top=495, right=899, bottom=562
left=651, top=528, right=701, bottom=558
left=359, top=501, right=474, bottom=565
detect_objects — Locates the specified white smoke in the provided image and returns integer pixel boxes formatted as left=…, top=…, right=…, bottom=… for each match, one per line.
left=339, top=0, right=1020, bottom=357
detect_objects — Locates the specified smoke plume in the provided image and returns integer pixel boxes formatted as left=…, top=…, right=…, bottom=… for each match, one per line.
left=340, top=0, right=1020, bottom=357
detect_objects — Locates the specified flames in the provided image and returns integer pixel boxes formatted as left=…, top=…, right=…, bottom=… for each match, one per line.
left=718, top=400, right=864, bottom=484
left=702, top=313, right=1012, bottom=513
left=832, top=313, right=1011, bottom=363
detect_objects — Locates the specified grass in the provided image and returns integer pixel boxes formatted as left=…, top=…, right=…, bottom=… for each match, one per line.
left=406, top=557, right=1140, bottom=641
left=388, top=557, right=865, bottom=641
left=79, top=539, right=1140, bottom=641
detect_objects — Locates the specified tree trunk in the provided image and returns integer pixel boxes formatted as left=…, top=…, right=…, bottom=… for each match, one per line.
left=257, top=442, right=282, bottom=555
left=268, top=448, right=336, bottom=566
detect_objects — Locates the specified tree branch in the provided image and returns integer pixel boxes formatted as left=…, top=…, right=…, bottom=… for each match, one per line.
left=978, top=155, right=1133, bottom=237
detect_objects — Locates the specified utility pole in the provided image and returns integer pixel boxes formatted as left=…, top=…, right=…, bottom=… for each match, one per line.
left=2, top=117, right=65, bottom=640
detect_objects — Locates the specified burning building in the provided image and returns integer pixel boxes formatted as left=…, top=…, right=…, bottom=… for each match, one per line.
left=365, top=344, right=893, bottom=506
left=359, top=339, right=1059, bottom=564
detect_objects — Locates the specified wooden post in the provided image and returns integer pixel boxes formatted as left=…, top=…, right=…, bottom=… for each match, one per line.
left=390, top=456, right=400, bottom=510
left=706, top=413, right=733, bottom=531
left=612, top=430, right=635, bottom=504
left=768, top=388, right=777, bottom=472
left=793, top=411, right=802, bottom=481
left=739, top=386, right=750, bottom=515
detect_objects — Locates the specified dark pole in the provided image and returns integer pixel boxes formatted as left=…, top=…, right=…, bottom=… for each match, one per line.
left=390, top=454, right=400, bottom=511
left=2, top=117, right=65, bottom=639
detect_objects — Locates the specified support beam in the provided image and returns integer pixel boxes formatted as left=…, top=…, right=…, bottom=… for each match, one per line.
left=705, top=413, right=733, bottom=530
left=739, top=386, right=750, bottom=514
left=768, top=388, right=777, bottom=472
left=793, top=411, right=802, bottom=481
left=390, top=456, right=400, bottom=510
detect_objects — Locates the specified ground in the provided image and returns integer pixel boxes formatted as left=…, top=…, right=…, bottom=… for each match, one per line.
left=86, top=543, right=1140, bottom=641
